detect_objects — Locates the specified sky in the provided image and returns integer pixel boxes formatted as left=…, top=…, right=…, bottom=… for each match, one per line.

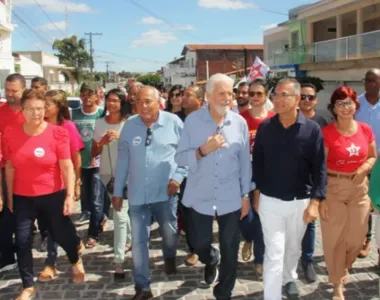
left=11, top=0, right=318, bottom=73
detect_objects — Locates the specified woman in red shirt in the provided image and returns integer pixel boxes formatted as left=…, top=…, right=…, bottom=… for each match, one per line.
left=38, top=90, right=85, bottom=282
left=320, top=86, right=376, bottom=300
left=2, top=89, right=85, bottom=300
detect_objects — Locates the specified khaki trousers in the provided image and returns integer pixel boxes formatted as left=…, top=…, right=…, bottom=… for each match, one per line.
left=321, top=174, right=370, bottom=284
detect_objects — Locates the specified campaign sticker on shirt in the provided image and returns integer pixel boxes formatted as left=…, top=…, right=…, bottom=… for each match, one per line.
left=132, top=136, right=142, bottom=146
left=34, top=147, right=45, bottom=158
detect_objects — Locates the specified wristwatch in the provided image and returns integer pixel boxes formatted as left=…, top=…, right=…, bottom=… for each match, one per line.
left=242, top=193, right=249, bottom=200
left=198, top=146, right=206, bottom=157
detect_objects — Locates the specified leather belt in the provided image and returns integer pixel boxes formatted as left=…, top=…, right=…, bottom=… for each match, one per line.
left=327, top=172, right=355, bottom=180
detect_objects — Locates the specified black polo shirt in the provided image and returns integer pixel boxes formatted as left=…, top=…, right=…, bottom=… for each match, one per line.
left=252, top=112, right=326, bottom=201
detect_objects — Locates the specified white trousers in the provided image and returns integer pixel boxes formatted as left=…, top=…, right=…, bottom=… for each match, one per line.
left=259, top=194, right=310, bottom=300
left=375, top=213, right=380, bottom=249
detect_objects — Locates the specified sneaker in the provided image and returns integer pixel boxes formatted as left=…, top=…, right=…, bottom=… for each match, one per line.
left=0, top=262, right=17, bottom=273
left=164, top=257, right=177, bottom=275
left=284, top=282, right=300, bottom=300
left=303, top=263, right=317, bottom=283
left=38, top=237, right=47, bottom=252
left=75, top=214, right=90, bottom=225
left=204, top=262, right=219, bottom=285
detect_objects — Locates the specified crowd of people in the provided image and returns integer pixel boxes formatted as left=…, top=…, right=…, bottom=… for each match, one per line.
left=0, top=68, right=379, bottom=300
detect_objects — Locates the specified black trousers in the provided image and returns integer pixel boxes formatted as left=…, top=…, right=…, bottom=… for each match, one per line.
left=14, top=190, right=79, bottom=288
left=0, top=168, right=15, bottom=266
left=188, top=208, right=240, bottom=299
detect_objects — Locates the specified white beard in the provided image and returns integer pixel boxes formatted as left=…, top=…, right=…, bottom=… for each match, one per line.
left=214, top=104, right=230, bottom=116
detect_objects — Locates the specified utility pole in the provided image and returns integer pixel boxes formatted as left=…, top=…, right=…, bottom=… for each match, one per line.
left=105, top=61, right=114, bottom=82
left=85, top=32, right=102, bottom=73
left=243, top=48, right=248, bottom=77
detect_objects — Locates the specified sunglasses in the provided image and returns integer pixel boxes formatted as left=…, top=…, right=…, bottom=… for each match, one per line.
left=171, top=92, right=182, bottom=98
left=301, top=94, right=316, bottom=101
left=248, top=91, right=264, bottom=97
left=145, top=128, right=153, bottom=146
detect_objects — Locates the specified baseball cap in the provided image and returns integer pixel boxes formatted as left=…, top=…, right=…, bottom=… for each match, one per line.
left=80, top=81, right=102, bottom=93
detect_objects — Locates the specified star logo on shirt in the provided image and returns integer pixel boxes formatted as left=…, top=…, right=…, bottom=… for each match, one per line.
left=346, top=143, right=361, bottom=157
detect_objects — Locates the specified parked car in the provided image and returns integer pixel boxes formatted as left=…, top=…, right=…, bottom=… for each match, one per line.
left=67, top=96, right=81, bottom=109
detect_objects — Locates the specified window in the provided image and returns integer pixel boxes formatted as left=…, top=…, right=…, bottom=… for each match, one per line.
left=291, top=31, right=299, bottom=48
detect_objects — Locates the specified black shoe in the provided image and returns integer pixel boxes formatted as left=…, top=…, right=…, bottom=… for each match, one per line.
left=204, top=262, right=219, bottom=285
left=132, top=289, right=153, bottom=300
left=75, top=214, right=90, bottom=225
left=284, top=282, right=299, bottom=299
left=39, top=237, right=47, bottom=252
left=164, top=257, right=177, bottom=275
left=303, top=263, right=317, bottom=283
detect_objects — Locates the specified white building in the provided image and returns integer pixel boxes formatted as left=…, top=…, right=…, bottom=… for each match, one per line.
left=13, top=51, right=78, bottom=93
left=0, top=0, right=15, bottom=94
left=162, top=50, right=196, bottom=87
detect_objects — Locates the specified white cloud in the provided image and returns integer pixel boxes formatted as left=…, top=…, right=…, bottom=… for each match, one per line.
left=132, top=30, right=176, bottom=48
left=13, top=0, right=94, bottom=13
left=173, top=24, right=195, bottom=31
left=198, top=0, right=256, bottom=10
left=140, top=17, right=163, bottom=24
left=39, top=20, right=66, bottom=31
left=260, top=24, right=277, bottom=30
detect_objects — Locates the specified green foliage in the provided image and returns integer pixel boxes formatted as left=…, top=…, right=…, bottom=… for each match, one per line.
left=15, top=64, right=20, bottom=73
left=135, top=73, right=162, bottom=87
left=119, top=71, right=141, bottom=79
left=52, top=35, right=92, bottom=82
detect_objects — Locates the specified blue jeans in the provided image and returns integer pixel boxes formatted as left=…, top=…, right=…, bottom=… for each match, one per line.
left=301, top=220, right=315, bottom=265
left=88, top=172, right=109, bottom=239
left=129, top=198, right=178, bottom=290
left=239, top=204, right=265, bottom=264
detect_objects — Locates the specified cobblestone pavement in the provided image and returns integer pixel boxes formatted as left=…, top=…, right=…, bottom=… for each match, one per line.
left=1, top=205, right=379, bottom=300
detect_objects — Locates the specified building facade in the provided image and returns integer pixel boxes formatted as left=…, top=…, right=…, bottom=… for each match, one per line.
left=264, top=0, right=380, bottom=109
left=162, top=50, right=196, bottom=87
left=0, top=0, right=14, bottom=94
left=182, top=44, right=264, bottom=82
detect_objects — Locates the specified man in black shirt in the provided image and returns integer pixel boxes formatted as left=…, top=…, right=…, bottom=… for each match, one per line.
left=298, top=83, right=332, bottom=283
left=252, top=78, right=326, bottom=300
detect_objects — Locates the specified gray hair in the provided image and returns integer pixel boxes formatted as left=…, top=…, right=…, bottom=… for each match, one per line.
left=139, top=86, right=159, bottom=99
left=206, top=73, right=234, bottom=94
left=277, top=78, right=301, bottom=96
left=132, top=82, right=144, bottom=88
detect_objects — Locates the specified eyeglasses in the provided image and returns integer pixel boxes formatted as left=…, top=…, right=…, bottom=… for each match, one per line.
left=362, top=78, right=380, bottom=84
left=301, top=94, right=316, bottom=101
left=335, top=100, right=355, bottom=108
left=145, top=128, right=152, bottom=146
left=23, top=107, right=45, bottom=113
left=271, top=92, right=297, bottom=99
left=81, top=91, right=95, bottom=97
left=171, top=92, right=182, bottom=98
left=249, top=91, right=264, bottom=97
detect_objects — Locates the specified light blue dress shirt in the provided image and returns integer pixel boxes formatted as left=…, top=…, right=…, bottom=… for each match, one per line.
left=356, top=93, right=380, bottom=152
left=175, top=108, right=253, bottom=216
left=113, top=111, right=187, bottom=205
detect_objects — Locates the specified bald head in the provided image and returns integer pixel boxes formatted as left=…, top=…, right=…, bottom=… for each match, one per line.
left=364, top=68, right=380, bottom=96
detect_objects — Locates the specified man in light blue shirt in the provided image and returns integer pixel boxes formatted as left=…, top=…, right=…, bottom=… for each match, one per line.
left=175, top=73, right=252, bottom=300
left=355, top=68, right=380, bottom=260
left=112, top=86, right=186, bottom=300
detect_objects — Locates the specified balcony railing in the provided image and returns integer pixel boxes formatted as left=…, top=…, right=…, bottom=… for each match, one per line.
left=269, top=29, right=380, bottom=67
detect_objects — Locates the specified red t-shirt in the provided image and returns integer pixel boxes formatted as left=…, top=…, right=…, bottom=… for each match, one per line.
left=241, top=110, right=276, bottom=153
left=2, top=123, right=71, bottom=196
left=322, top=122, right=375, bottom=173
left=0, top=104, right=25, bottom=168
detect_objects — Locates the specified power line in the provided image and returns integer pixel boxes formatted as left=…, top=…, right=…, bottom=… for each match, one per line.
left=12, top=10, right=52, bottom=46
left=33, top=0, right=66, bottom=37
left=85, top=32, right=102, bottom=73
left=105, top=61, right=115, bottom=81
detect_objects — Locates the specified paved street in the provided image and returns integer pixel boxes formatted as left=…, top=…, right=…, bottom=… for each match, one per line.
left=1, top=205, right=379, bottom=300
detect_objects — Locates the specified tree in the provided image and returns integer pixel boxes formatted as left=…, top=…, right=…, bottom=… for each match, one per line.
left=136, top=73, right=162, bottom=87
left=52, top=35, right=92, bottom=82
left=119, top=71, right=141, bottom=79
